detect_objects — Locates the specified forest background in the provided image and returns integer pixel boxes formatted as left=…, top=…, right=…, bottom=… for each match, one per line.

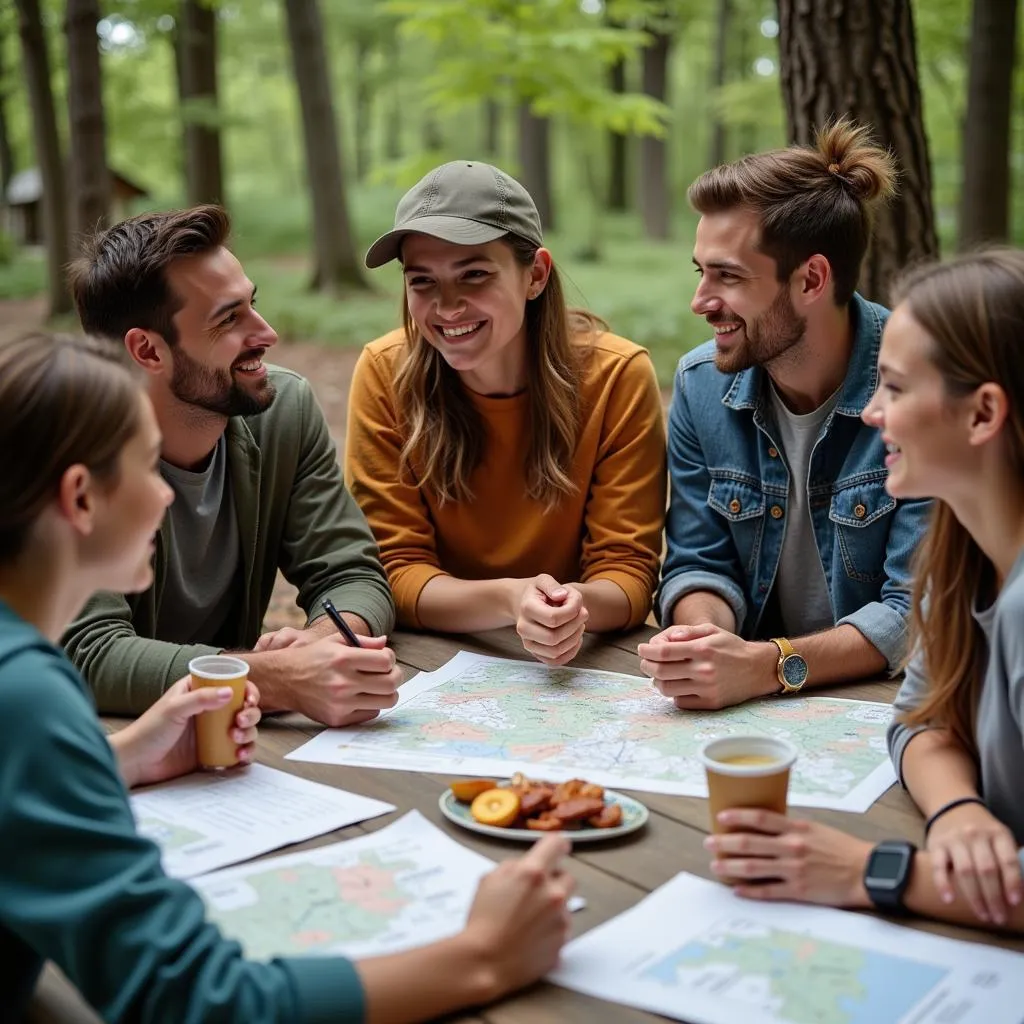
left=1, top=0, right=1020, bottom=384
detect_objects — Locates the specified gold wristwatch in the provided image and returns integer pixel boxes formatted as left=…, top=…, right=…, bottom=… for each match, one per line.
left=771, top=637, right=808, bottom=694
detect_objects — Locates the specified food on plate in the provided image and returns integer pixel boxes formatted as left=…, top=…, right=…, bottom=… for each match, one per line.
left=469, top=787, right=521, bottom=827
left=449, top=778, right=498, bottom=802
left=453, top=774, right=625, bottom=831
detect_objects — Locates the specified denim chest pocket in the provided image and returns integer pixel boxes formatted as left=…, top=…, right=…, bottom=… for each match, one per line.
left=708, top=475, right=765, bottom=574
left=829, top=479, right=896, bottom=583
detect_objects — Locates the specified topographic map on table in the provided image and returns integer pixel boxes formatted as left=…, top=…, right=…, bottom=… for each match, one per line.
left=550, top=873, right=1024, bottom=1024
left=192, top=811, right=495, bottom=961
left=288, top=652, right=896, bottom=812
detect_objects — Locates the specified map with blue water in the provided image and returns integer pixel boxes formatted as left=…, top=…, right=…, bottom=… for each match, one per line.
left=642, top=918, right=949, bottom=1024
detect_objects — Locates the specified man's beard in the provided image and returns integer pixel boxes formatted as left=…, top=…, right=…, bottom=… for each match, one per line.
left=170, top=346, right=276, bottom=417
left=713, top=285, right=806, bottom=374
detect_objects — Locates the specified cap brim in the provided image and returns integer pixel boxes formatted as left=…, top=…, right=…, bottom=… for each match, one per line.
left=364, top=216, right=508, bottom=269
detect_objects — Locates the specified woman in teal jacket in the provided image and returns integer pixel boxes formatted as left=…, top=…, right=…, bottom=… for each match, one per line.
left=0, top=332, right=574, bottom=1023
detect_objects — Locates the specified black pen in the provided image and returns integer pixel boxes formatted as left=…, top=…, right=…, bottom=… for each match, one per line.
left=321, top=598, right=363, bottom=648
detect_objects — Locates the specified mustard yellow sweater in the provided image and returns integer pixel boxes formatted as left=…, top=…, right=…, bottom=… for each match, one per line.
left=346, top=329, right=667, bottom=629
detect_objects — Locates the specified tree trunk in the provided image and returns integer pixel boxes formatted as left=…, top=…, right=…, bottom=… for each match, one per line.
left=708, top=0, right=730, bottom=167
left=0, top=19, right=15, bottom=199
left=516, top=103, right=554, bottom=232
left=735, top=16, right=756, bottom=155
left=777, top=0, right=938, bottom=306
left=957, top=0, right=1019, bottom=248
left=14, top=0, right=71, bottom=315
left=282, top=0, right=366, bottom=292
left=607, top=50, right=628, bottom=210
left=65, top=0, right=111, bottom=243
left=484, top=99, right=501, bottom=158
left=178, top=0, right=225, bottom=206
left=423, top=113, right=443, bottom=152
left=353, top=34, right=372, bottom=182
left=384, top=37, right=402, bottom=162
left=638, top=29, right=671, bottom=239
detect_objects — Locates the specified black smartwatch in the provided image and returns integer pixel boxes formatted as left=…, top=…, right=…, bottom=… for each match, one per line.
left=862, top=840, right=917, bottom=914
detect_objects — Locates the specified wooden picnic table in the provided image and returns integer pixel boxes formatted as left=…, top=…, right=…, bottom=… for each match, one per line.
left=31, top=625, right=1024, bottom=1023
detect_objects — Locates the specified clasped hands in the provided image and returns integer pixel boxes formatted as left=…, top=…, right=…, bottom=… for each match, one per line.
left=514, top=574, right=589, bottom=666
left=639, top=623, right=778, bottom=710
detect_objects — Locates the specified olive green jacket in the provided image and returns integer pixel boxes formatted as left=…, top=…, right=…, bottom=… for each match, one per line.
left=64, top=367, right=395, bottom=715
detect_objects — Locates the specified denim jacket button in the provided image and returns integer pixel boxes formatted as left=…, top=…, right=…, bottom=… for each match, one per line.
left=770, top=505, right=784, bottom=519
left=729, top=498, right=742, bottom=514
left=768, top=446, right=779, bottom=458
left=854, top=503, right=867, bottom=519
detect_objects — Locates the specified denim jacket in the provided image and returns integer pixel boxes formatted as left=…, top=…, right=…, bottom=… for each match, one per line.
left=658, top=294, right=930, bottom=673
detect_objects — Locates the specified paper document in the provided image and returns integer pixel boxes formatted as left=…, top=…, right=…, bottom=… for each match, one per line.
left=550, top=872, right=1024, bottom=1024
left=191, top=810, right=582, bottom=960
left=288, top=652, right=895, bottom=812
left=131, top=762, right=395, bottom=878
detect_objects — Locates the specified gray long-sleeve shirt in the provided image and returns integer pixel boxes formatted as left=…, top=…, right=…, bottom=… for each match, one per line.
left=888, top=550, right=1024, bottom=844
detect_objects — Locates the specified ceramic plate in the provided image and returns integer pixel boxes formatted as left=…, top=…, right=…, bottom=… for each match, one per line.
left=439, top=782, right=649, bottom=843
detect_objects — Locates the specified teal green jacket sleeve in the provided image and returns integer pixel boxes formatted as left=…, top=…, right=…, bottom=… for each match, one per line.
left=0, top=645, right=364, bottom=1024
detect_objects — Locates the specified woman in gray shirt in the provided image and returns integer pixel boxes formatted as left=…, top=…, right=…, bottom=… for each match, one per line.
left=700, top=249, right=1024, bottom=935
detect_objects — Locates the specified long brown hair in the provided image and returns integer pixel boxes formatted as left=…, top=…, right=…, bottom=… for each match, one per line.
left=896, top=250, right=1024, bottom=756
left=688, top=119, right=897, bottom=305
left=393, top=233, right=605, bottom=507
left=0, top=333, right=141, bottom=564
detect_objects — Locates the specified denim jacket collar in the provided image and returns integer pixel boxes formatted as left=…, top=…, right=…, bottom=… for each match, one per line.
left=722, top=293, right=883, bottom=418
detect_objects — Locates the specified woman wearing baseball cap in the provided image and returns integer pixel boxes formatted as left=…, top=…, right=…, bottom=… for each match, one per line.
left=348, top=161, right=666, bottom=665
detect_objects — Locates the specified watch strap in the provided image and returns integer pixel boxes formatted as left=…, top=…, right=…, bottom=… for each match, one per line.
left=771, top=636, right=796, bottom=659
left=863, top=840, right=917, bottom=915
left=770, top=637, right=804, bottom=693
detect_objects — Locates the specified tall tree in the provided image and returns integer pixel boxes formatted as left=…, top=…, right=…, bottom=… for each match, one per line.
left=638, top=24, right=672, bottom=239
left=777, top=0, right=938, bottom=305
left=708, top=0, right=730, bottom=168
left=484, top=98, right=501, bottom=157
left=517, top=103, right=554, bottom=231
left=957, top=0, right=1020, bottom=248
left=0, top=17, right=15, bottom=200
left=384, top=35, right=402, bottom=162
left=353, top=32, right=372, bottom=182
left=65, top=0, right=111, bottom=241
left=282, top=0, right=366, bottom=292
left=607, top=46, right=628, bottom=210
left=177, top=0, right=225, bottom=206
left=15, top=0, right=71, bottom=315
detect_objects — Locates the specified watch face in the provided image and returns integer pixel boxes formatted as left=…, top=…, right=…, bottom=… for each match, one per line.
left=867, top=850, right=907, bottom=885
left=781, top=654, right=808, bottom=687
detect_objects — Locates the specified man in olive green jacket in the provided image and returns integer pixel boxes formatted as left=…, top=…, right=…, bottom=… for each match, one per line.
left=63, top=206, right=401, bottom=726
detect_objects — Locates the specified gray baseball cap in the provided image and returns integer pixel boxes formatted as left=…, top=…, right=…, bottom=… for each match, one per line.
left=365, top=160, right=544, bottom=269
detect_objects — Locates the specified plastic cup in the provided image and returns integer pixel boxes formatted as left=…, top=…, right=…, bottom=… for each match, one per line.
left=699, top=734, right=798, bottom=834
left=188, top=655, right=249, bottom=770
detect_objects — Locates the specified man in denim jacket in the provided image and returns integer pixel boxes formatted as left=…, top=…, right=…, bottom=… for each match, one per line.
left=640, top=121, right=931, bottom=709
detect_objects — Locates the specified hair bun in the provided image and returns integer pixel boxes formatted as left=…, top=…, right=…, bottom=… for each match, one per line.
left=816, top=118, right=898, bottom=204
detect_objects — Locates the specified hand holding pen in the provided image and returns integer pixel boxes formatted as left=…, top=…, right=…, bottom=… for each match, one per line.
left=321, top=598, right=363, bottom=648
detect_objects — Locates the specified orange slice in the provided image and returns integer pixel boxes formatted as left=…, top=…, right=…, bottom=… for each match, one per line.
left=450, top=779, right=498, bottom=803
left=470, top=788, right=521, bottom=827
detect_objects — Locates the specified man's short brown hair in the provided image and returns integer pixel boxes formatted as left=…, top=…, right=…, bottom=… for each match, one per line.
left=688, top=119, right=897, bottom=305
left=67, top=205, right=231, bottom=345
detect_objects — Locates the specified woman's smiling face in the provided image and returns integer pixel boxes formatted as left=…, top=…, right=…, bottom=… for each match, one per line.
left=862, top=303, right=977, bottom=501
left=401, top=234, right=549, bottom=392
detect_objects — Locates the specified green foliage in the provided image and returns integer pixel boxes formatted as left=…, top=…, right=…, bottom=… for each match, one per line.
left=388, top=0, right=671, bottom=135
